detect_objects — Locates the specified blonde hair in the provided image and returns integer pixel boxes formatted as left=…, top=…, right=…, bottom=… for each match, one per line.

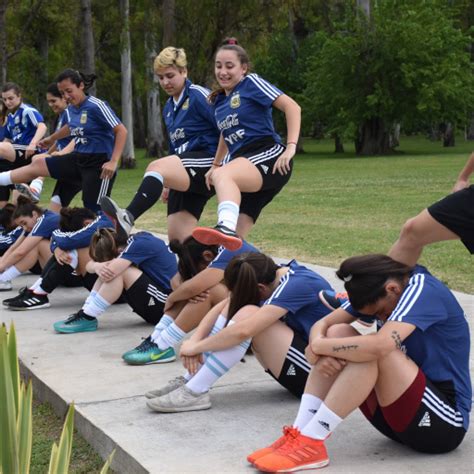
left=154, top=47, right=187, bottom=72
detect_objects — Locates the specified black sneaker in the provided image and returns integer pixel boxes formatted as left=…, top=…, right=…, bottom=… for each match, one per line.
left=100, top=196, right=134, bottom=243
left=3, top=286, right=29, bottom=306
left=192, top=224, right=242, bottom=251
left=8, top=291, right=50, bottom=311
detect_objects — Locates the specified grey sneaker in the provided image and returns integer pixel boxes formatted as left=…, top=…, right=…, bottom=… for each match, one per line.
left=15, top=183, right=40, bottom=202
left=145, top=376, right=187, bottom=399
left=146, top=384, right=211, bottom=413
left=0, top=280, right=12, bottom=291
left=99, top=196, right=134, bottom=243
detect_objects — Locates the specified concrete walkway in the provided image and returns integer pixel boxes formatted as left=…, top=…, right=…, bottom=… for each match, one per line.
left=1, top=257, right=472, bottom=473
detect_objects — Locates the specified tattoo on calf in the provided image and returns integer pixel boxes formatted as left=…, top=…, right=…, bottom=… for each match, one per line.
left=332, top=344, right=358, bottom=353
left=391, top=330, right=403, bottom=350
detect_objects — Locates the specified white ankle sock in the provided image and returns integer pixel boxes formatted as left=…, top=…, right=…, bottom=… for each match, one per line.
left=82, top=293, right=111, bottom=317
left=301, top=402, right=342, bottom=440
left=293, top=394, right=323, bottom=430
left=0, top=171, right=13, bottom=187
left=156, top=322, right=186, bottom=350
left=217, top=201, right=239, bottom=231
left=0, top=266, right=21, bottom=282
left=151, top=314, right=174, bottom=342
left=186, top=318, right=250, bottom=394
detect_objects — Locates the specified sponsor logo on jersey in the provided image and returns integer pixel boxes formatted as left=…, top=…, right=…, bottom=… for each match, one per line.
left=80, top=111, right=88, bottom=124
left=309, top=408, right=318, bottom=414
left=418, top=412, right=431, bottom=427
left=148, top=297, right=155, bottom=307
left=286, top=364, right=296, bottom=376
left=217, top=113, right=239, bottom=131
left=170, top=127, right=185, bottom=143
left=230, top=92, right=241, bottom=109
left=182, top=98, right=190, bottom=110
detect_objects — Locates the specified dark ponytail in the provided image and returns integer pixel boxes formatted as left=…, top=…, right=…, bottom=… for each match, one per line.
left=59, top=207, right=96, bottom=232
left=208, top=37, right=251, bottom=104
left=170, top=236, right=219, bottom=281
left=336, top=254, right=413, bottom=311
left=90, top=228, right=120, bottom=262
left=12, top=195, right=43, bottom=220
left=224, top=252, right=278, bottom=321
left=55, top=68, right=97, bottom=92
left=0, top=203, right=16, bottom=231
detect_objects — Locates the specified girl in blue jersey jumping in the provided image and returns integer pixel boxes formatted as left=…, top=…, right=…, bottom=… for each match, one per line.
left=101, top=46, right=220, bottom=242
left=192, top=38, right=301, bottom=251
left=0, top=70, right=127, bottom=212
left=53, top=227, right=177, bottom=334
left=0, top=82, right=47, bottom=207
left=146, top=252, right=334, bottom=413
left=0, top=196, right=59, bottom=291
left=16, top=83, right=81, bottom=211
left=249, top=254, right=471, bottom=473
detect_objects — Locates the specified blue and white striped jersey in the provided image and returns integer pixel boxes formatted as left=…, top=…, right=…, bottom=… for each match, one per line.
left=119, top=231, right=177, bottom=291
left=4, top=103, right=44, bottom=145
left=163, top=79, right=219, bottom=156
left=55, top=109, right=72, bottom=151
left=50, top=212, right=114, bottom=251
left=264, top=260, right=333, bottom=341
left=342, top=265, right=471, bottom=430
left=0, top=226, right=23, bottom=252
left=30, top=210, right=60, bottom=239
left=67, top=96, right=121, bottom=158
left=208, top=240, right=259, bottom=270
left=214, top=73, right=283, bottom=158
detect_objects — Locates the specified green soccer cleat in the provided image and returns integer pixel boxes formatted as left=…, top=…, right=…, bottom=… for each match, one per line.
left=122, top=336, right=176, bottom=365
left=53, top=310, right=98, bottom=334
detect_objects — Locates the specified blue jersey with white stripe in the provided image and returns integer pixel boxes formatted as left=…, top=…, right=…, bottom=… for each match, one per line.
left=264, top=260, right=333, bottom=340
left=50, top=213, right=114, bottom=251
left=0, top=123, right=5, bottom=141
left=119, top=232, right=177, bottom=291
left=4, top=103, right=44, bottom=145
left=67, top=96, right=121, bottom=158
left=30, top=210, right=60, bottom=239
left=55, top=109, right=72, bottom=151
left=163, top=79, right=219, bottom=155
left=343, top=266, right=471, bottom=430
left=208, top=240, right=259, bottom=270
left=0, top=226, right=23, bottom=252
left=214, top=73, right=283, bottom=158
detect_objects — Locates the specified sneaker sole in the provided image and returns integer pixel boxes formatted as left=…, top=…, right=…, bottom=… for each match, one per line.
left=8, top=303, right=51, bottom=311
left=54, top=326, right=98, bottom=334
left=100, top=197, right=132, bottom=243
left=0, top=287, right=13, bottom=292
left=257, top=459, right=329, bottom=472
left=123, top=355, right=176, bottom=366
left=318, top=290, right=340, bottom=311
left=15, top=184, right=40, bottom=202
left=146, top=400, right=211, bottom=413
left=192, top=228, right=242, bottom=251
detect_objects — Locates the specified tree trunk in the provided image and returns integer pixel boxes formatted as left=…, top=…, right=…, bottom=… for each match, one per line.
left=466, top=114, right=474, bottom=140
left=162, top=0, right=176, bottom=46
left=334, top=134, right=344, bottom=153
left=389, top=123, right=400, bottom=148
left=80, top=0, right=96, bottom=96
left=134, top=94, right=146, bottom=148
left=355, top=117, right=392, bottom=155
left=357, top=0, right=370, bottom=20
left=39, top=35, right=49, bottom=112
left=0, top=0, right=7, bottom=84
left=442, top=123, right=455, bottom=147
left=120, top=0, right=135, bottom=168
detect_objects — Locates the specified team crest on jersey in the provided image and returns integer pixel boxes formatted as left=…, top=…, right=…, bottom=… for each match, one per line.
left=14, top=116, right=20, bottom=124
left=230, top=92, right=241, bottom=109
left=182, top=98, right=190, bottom=110
left=80, top=111, right=88, bottom=124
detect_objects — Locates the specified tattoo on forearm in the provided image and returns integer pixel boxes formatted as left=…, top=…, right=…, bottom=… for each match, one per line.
left=391, top=331, right=402, bottom=350
left=332, top=344, right=359, bottom=353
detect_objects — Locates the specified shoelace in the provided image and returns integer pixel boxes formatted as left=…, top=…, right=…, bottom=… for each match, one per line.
left=65, top=313, right=85, bottom=324
left=136, top=337, right=157, bottom=352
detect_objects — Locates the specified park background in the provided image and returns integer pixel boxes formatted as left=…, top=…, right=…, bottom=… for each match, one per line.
left=1, top=0, right=473, bottom=294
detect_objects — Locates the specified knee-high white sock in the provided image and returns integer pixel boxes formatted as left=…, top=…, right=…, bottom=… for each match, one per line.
left=217, top=200, right=239, bottom=231
left=293, top=394, right=323, bottom=430
left=0, top=171, right=13, bottom=187
left=151, top=314, right=174, bottom=342
left=82, top=293, right=111, bottom=318
left=0, top=266, right=22, bottom=282
left=84, top=290, right=98, bottom=307
left=185, top=317, right=251, bottom=394
left=155, top=322, right=186, bottom=350
left=301, top=402, right=342, bottom=440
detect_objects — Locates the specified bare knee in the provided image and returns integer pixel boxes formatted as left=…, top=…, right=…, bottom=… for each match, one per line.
left=399, top=216, right=424, bottom=244
left=326, top=323, right=359, bottom=338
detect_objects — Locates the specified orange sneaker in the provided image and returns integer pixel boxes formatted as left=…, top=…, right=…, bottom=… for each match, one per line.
left=247, top=426, right=299, bottom=465
left=192, top=224, right=242, bottom=251
left=254, top=432, right=329, bottom=472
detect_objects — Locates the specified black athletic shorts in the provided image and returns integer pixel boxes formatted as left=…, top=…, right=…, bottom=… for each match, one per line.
left=167, top=151, right=215, bottom=219
left=51, top=179, right=83, bottom=207
left=360, top=369, right=466, bottom=453
left=427, top=185, right=474, bottom=253
left=45, top=152, right=115, bottom=212
left=125, top=272, right=170, bottom=324
left=266, top=331, right=311, bottom=398
left=234, top=139, right=293, bottom=222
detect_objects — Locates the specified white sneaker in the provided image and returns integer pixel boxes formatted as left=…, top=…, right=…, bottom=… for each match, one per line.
left=145, top=376, right=187, bottom=399
left=146, top=384, right=211, bottom=413
left=0, top=280, right=12, bottom=291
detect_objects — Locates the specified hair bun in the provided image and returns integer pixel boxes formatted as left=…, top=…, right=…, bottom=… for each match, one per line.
left=223, top=37, right=238, bottom=46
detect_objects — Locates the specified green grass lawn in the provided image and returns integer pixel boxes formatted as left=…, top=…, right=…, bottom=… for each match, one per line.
left=39, top=135, right=473, bottom=293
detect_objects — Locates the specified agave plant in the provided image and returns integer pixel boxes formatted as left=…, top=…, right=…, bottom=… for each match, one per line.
left=0, top=323, right=114, bottom=474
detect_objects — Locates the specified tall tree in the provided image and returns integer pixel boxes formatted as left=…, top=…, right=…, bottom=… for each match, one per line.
left=120, top=0, right=135, bottom=167
left=0, top=0, right=6, bottom=84
left=162, top=0, right=175, bottom=47
left=80, top=0, right=96, bottom=96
